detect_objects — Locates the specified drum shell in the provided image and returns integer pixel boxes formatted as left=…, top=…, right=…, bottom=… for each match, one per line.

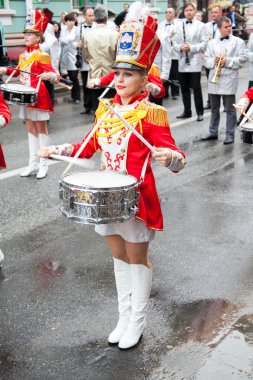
left=240, top=126, right=253, bottom=145
left=1, top=85, right=38, bottom=105
left=59, top=173, right=140, bottom=225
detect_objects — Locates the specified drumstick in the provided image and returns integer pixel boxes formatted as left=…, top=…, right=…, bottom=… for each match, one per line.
left=62, top=109, right=110, bottom=176
left=233, top=103, right=253, bottom=127
left=5, top=63, right=20, bottom=85
left=36, top=77, right=42, bottom=92
left=7, top=67, right=73, bottom=90
left=50, top=154, right=95, bottom=169
left=105, top=102, right=156, bottom=154
left=98, top=80, right=114, bottom=100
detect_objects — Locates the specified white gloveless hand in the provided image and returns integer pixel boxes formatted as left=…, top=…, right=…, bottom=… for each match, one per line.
left=87, top=78, right=100, bottom=88
left=0, top=115, right=5, bottom=128
left=146, top=82, right=160, bottom=96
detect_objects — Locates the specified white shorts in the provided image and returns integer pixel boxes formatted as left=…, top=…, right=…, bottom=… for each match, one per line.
left=19, top=107, right=50, bottom=121
left=95, top=218, right=155, bottom=243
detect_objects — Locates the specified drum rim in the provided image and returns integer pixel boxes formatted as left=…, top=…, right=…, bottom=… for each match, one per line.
left=61, top=170, right=140, bottom=190
left=0, top=83, right=37, bottom=94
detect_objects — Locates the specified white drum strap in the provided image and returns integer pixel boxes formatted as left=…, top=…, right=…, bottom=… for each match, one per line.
left=140, top=153, right=150, bottom=181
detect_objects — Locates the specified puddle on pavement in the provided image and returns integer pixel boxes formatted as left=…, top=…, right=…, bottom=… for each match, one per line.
left=196, top=314, right=253, bottom=379
left=167, top=299, right=237, bottom=347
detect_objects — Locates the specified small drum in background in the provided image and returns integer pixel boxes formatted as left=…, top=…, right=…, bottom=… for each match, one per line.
left=0, top=84, right=38, bottom=105
left=59, top=171, right=140, bottom=225
left=240, top=123, right=253, bottom=145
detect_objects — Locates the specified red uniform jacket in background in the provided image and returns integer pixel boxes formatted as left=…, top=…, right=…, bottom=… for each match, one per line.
left=0, top=92, right=12, bottom=169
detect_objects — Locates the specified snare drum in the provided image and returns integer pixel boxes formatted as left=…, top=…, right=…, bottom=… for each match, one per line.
left=0, top=84, right=38, bottom=105
left=240, top=123, right=253, bottom=145
left=59, top=171, right=140, bottom=224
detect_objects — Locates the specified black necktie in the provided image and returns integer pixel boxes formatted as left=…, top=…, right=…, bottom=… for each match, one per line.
left=212, top=22, right=217, bottom=38
left=186, top=21, right=192, bottom=24
left=166, top=23, right=171, bottom=26
left=83, top=25, right=92, bottom=28
left=220, top=36, right=229, bottom=41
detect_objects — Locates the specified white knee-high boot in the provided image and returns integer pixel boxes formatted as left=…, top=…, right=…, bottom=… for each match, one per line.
left=20, top=133, right=39, bottom=177
left=108, top=258, right=132, bottom=344
left=0, top=248, right=4, bottom=268
left=118, top=264, right=152, bottom=349
left=37, top=133, right=50, bottom=179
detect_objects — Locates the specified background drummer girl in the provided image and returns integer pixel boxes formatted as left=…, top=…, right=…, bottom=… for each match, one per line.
left=39, top=2, right=186, bottom=350
left=0, top=10, right=59, bottom=179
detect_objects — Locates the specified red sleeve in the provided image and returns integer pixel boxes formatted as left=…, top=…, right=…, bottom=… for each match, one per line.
left=143, top=121, right=185, bottom=158
left=37, top=62, right=60, bottom=79
left=147, top=73, right=165, bottom=99
left=0, top=93, right=11, bottom=125
left=242, top=87, right=253, bottom=102
left=6, top=67, right=20, bottom=77
left=100, top=71, right=115, bottom=87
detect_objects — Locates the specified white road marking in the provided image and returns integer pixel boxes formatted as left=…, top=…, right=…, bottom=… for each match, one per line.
left=0, top=111, right=212, bottom=181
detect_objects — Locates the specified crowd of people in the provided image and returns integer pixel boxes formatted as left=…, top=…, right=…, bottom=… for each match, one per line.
left=0, top=1, right=252, bottom=350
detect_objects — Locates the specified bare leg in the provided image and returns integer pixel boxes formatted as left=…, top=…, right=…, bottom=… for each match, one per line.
left=105, top=235, right=129, bottom=263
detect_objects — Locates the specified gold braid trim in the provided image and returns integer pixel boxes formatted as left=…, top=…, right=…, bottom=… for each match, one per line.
left=137, top=101, right=169, bottom=127
left=94, top=99, right=169, bottom=132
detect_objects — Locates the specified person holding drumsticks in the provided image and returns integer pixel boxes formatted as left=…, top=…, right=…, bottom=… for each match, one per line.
left=39, top=2, right=186, bottom=350
left=0, top=10, right=59, bottom=179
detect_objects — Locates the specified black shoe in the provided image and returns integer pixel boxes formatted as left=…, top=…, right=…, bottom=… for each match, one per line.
left=176, top=112, right=192, bottom=119
left=172, top=96, right=178, bottom=100
left=223, top=138, right=234, bottom=145
left=201, top=135, right=218, bottom=141
left=204, top=103, right=211, bottom=110
left=197, top=115, right=204, bottom=121
left=80, top=108, right=91, bottom=115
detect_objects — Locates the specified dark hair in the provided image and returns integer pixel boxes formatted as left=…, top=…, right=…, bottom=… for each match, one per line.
left=65, top=13, right=76, bottom=22
left=52, top=20, right=61, bottom=39
left=217, top=16, right=231, bottom=28
left=183, top=3, right=196, bottom=12
left=83, top=7, right=94, bottom=15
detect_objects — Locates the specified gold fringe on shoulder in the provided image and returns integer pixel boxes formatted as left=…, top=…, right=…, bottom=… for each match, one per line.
left=37, top=51, right=51, bottom=65
left=137, top=101, right=169, bottom=127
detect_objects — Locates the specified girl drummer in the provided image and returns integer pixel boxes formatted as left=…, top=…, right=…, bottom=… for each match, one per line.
left=39, top=5, right=186, bottom=349
left=0, top=9, right=59, bottom=179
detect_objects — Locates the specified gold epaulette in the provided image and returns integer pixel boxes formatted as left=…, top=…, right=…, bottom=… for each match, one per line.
left=95, top=98, right=169, bottom=127
left=137, top=100, right=169, bottom=127
left=36, top=51, right=51, bottom=65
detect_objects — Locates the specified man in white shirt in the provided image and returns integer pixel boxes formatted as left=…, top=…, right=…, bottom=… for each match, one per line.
left=158, top=7, right=179, bottom=99
left=204, top=6, right=222, bottom=109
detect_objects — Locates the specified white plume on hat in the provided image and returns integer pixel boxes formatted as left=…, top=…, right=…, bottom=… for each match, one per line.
left=125, top=1, right=149, bottom=22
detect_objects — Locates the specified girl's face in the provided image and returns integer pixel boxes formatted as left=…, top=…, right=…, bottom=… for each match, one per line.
left=66, top=19, right=75, bottom=29
left=53, top=23, right=59, bottom=33
left=114, top=68, right=147, bottom=104
left=24, top=32, right=40, bottom=47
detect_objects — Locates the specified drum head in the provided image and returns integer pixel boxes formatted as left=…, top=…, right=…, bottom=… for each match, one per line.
left=63, top=171, right=137, bottom=188
left=1, top=83, right=37, bottom=94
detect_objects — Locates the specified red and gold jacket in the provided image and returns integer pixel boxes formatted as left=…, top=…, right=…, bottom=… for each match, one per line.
left=6, top=45, right=58, bottom=112
left=69, top=92, right=185, bottom=231
left=0, top=92, right=12, bottom=170
left=100, top=64, right=165, bottom=99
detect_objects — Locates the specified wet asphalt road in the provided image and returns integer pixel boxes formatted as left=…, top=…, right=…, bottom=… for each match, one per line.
left=1, top=65, right=253, bottom=380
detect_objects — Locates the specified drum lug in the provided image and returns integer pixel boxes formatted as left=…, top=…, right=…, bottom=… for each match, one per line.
left=70, top=195, right=75, bottom=209
left=130, top=205, right=139, bottom=213
left=96, top=199, right=100, bottom=218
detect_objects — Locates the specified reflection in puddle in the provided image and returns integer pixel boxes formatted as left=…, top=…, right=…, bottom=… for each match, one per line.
left=168, top=299, right=236, bottom=346
left=197, top=315, right=253, bottom=379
